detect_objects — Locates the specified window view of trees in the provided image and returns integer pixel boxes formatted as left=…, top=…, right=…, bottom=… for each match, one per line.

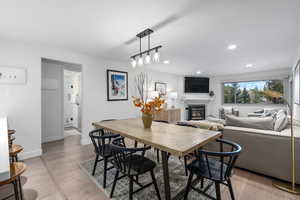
left=223, top=80, right=284, bottom=104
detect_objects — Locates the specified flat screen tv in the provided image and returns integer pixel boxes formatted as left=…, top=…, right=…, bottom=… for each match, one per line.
left=184, top=77, right=209, bottom=93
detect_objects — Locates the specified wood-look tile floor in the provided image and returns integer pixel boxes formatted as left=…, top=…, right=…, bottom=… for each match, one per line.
left=1, top=135, right=299, bottom=200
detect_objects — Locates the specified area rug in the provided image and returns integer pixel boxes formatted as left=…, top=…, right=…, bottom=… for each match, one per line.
left=80, top=151, right=216, bottom=200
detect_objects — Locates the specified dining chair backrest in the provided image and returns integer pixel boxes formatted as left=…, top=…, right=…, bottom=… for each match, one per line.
left=198, top=138, right=242, bottom=182
left=110, top=137, right=151, bottom=175
left=89, top=129, right=119, bottom=156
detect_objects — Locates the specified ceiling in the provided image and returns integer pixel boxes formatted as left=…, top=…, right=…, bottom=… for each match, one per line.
left=0, top=0, right=299, bottom=76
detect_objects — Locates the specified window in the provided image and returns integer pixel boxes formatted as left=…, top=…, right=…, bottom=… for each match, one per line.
left=223, top=80, right=284, bottom=104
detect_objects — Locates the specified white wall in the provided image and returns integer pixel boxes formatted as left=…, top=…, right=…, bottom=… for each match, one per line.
left=293, top=45, right=300, bottom=122
left=208, top=69, right=291, bottom=117
left=0, top=39, right=180, bottom=159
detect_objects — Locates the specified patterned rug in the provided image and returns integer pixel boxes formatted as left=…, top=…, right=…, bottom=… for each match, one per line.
left=80, top=151, right=216, bottom=200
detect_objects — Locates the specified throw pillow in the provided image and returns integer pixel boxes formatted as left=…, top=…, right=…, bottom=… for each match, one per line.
left=274, top=109, right=288, bottom=132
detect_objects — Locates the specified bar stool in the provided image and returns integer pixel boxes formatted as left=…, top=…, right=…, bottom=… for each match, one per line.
left=9, top=144, right=24, bottom=163
left=0, top=162, right=26, bottom=200
left=8, top=129, right=16, bottom=148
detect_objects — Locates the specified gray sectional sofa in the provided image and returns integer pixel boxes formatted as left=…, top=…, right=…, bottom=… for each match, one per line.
left=207, top=124, right=300, bottom=184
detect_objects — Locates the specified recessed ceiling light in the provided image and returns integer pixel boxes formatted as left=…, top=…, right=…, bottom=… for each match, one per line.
left=227, top=44, right=237, bottom=50
left=196, top=71, right=201, bottom=74
left=246, top=64, right=253, bottom=68
left=163, top=60, right=170, bottom=64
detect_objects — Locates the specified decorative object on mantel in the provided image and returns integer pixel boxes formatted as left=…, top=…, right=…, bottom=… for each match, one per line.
left=294, top=59, right=300, bottom=105
left=130, top=28, right=162, bottom=68
left=209, top=91, right=215, bottom=97
left=106, top=70, right=128, bottom=101
left=133, top=73, right=165, bottom=128
left=264, top=90, right=300, bottom=194
left=155, top=82, right=167, bottom=97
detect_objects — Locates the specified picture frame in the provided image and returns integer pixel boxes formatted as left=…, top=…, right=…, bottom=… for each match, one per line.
left=107, top=69, right=128, bottom=101
left=294, top=59, right=300, bottom=105
left=155, top=82, right=167, bottom=96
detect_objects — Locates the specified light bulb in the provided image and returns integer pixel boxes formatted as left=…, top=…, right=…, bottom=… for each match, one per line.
left=153, top=51, right=160, bottom=62
left=145, top=54, right=151, bottom=64
left=138, top=56, right=143, bottom=66
left=131, top=58, right=137, bottom=68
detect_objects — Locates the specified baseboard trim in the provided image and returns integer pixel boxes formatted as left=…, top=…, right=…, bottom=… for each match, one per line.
left=19, top=148, right=42, bottom=160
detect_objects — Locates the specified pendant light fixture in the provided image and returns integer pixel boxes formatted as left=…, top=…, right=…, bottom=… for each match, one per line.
left=131, top=57, right=137, bottom=68
left=130, top=28, right=162, bottom=68
left=153, top=48, right=160, bottom=62
left=145, top=34, right=151, bottom=64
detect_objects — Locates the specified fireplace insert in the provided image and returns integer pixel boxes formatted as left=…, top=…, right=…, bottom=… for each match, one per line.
left=187, top=105, right=205, bottom=120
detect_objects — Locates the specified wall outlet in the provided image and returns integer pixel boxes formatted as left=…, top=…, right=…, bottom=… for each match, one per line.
left=0, top=66, right=27, bottom=84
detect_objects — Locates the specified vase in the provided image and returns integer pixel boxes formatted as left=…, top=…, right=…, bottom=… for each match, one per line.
left=142, top=113, right=153, bottom=129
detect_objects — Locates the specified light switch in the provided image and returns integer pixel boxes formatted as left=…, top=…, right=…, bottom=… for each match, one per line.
left=0, top=66, right=27, bottom=84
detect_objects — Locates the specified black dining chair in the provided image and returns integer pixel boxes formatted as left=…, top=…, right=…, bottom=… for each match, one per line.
left=110, top=137, right=161, bottom=200
left=89, top=129, right=120, bottom=188
left=184, top=138, right=242, bottom=200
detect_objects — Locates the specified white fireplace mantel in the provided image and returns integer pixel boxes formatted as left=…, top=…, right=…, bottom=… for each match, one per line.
left=181, top=97, right=212, bottom=104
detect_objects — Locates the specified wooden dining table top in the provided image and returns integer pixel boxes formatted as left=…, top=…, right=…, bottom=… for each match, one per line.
left=92, top=118, right=222, bottom=157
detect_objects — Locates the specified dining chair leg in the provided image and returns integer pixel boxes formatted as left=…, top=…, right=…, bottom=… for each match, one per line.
left=92, top=155, right=99, bottom=176
left=129, top=176, right=133, bottom=200
left=156, top=149, right=160, bottom=163
left=150, top=170, right=161, bottom=200
left=110, top=170, right=119, bottom=198
left=103, top=157, right=108, bottom=188
left=215, top=182, right=222, bottom=200
left=184, top=172, right=194, bottom=200
left=13, top=180, right=20, bottom=200
left=184, top=156, right=188, bottom=176
left=227, top=178, right=235, bottom=200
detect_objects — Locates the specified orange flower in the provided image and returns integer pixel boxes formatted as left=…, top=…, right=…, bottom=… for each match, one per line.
left=132, top=96, right=165, bottom=114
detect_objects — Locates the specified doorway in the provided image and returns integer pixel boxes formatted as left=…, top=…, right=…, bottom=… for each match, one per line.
left=64, top=69, right=81, bottom=137
left=41, top=58, right=82, bottom=143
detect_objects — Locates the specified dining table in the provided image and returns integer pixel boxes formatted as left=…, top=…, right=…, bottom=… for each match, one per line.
left=92, top=118, right=222, bottom=200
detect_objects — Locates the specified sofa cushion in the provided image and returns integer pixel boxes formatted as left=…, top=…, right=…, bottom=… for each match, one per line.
left=207, top=116, right=226, bottom=125
left=274, top=110, right=288, bottom=132
left=225, top=115, right=274, bottom=130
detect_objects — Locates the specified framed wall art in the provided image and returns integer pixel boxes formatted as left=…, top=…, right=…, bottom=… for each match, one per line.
left=107, top=70, right=128, bottom=101
left=155, top=82, right=167, bottom=97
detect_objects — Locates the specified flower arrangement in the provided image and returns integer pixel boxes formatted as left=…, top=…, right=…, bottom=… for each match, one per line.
left=133, top=72, right=165, bottom=128
left=133, top=96, right=165, bottom=114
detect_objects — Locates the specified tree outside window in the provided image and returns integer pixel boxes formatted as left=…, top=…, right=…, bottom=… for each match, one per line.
left=223, top=80, right=284, bottom=104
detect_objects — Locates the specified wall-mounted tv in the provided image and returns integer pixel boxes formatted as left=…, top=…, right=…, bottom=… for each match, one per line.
left=184, top=77, right=209, bottom=93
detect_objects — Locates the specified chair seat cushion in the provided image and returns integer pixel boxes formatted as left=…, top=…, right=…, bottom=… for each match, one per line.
left=187, top=158, right=229, bottom=181
left=123, top=154, right=156, bottom=175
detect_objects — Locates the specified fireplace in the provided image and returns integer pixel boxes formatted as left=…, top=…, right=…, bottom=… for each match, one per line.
left=187, top=105, right=205, bottom=120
